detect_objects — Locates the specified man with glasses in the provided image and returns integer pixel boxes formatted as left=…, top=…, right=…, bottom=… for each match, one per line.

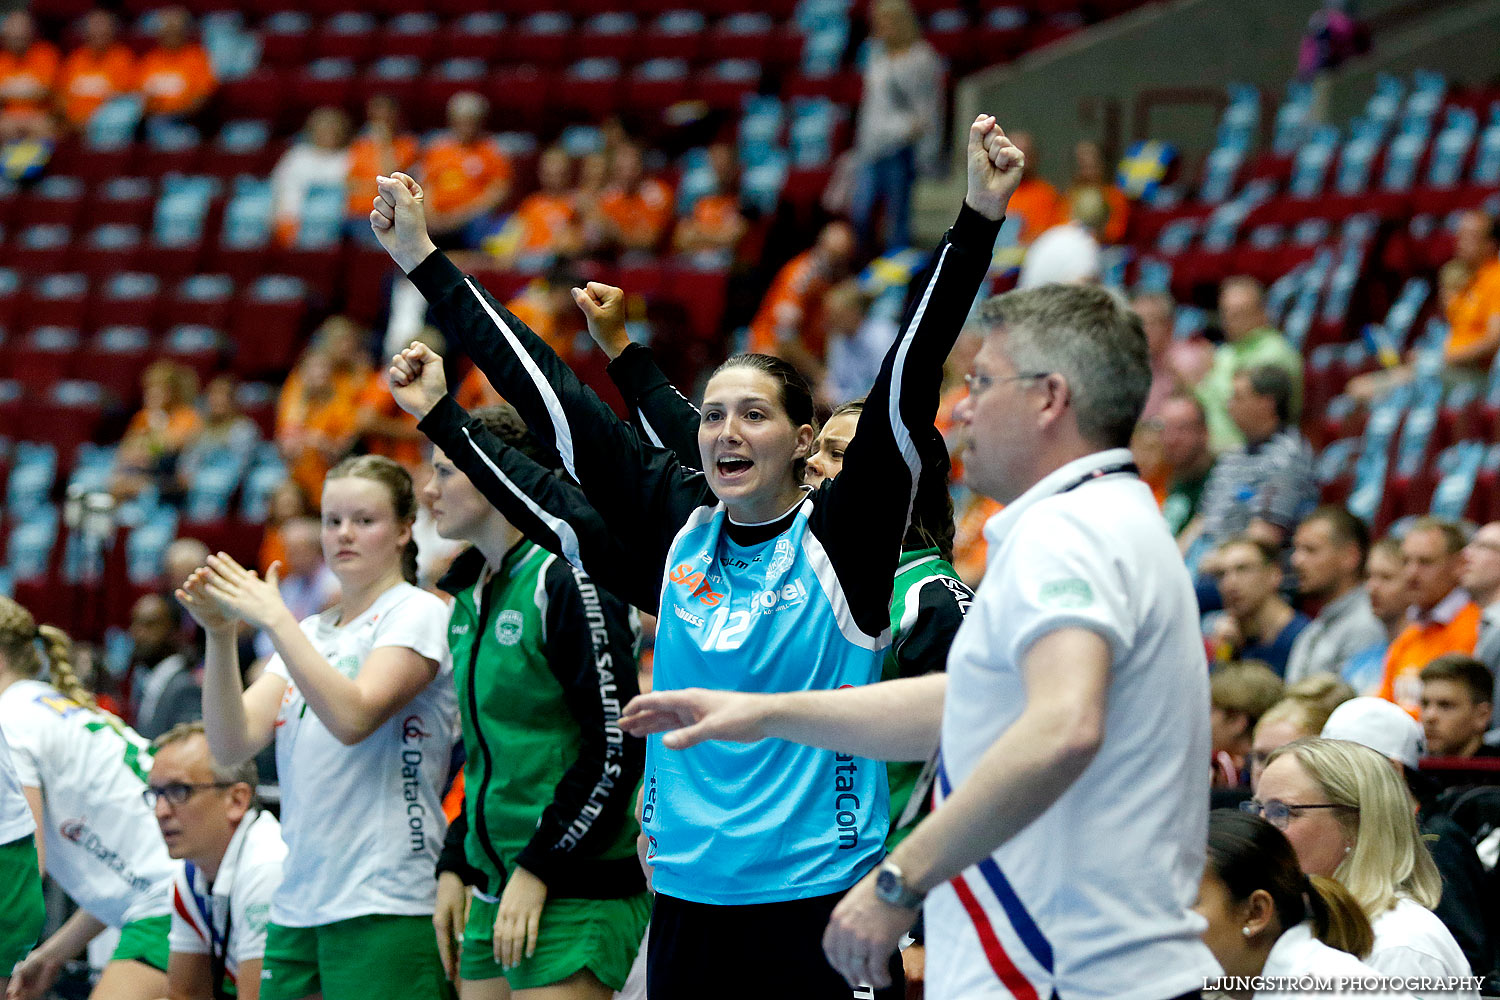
left=150, top=722, right=284, bottom=1000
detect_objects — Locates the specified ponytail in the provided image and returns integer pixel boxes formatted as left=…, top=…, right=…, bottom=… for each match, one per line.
left=38, top=625, right=97, bottom=712
left=1306, top=874, right=1374, bottom=959
left=402, top=538, right=419, bottom=586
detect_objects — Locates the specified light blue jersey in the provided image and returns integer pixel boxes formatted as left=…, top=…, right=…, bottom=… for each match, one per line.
left=644, top=500, right=890, bottom=905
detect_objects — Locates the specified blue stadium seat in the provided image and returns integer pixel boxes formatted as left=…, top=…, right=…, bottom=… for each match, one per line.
left=1288, top=126, right=1341, bottom=199
left=1430, top=441, right=1485, bottom=521
left=6, top=443, right=57, bottom=517
left=6, top=507, right=58, bottom=584
left=1427, top=107, right=1478, bottom=189
left=126, top=509, right=179, bottom=587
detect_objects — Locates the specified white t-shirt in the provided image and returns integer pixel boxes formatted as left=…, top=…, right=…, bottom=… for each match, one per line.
left=926, top=449, right=1220, bottom=1000
left=0, top=724, right=36, bottom=844
left=1255, top=921, right=1412, bottom=998
left=169, top=809, right=286, bottom=985
left=1367, top=897, right=1476, bottom=999
left=1017, top=222, right=1102, bottom=289
left=262, top=582, right=457, bottom=926
left=0, top=679, right=173, bottom=926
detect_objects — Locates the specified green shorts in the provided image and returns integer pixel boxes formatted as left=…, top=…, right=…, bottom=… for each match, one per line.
left=260, top=915, right=453, bottom=1000
left=110, top=913, right=171, bottom=972
left=0, top=834, right=45, bottom=972
left=460, top=891, right=651, bottom=991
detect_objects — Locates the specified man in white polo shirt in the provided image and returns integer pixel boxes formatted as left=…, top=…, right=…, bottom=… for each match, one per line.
left=149, top=722, right=285, bottom=1000
left=620, top=268, right=1220, bottom=994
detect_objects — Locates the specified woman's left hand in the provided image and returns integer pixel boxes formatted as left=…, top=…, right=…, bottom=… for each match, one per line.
left=201, top=554, right=293, bottom=633
left=493, top=865, right=548, bottom=970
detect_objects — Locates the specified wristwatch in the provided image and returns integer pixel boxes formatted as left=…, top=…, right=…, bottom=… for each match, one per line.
left=874, top=860, right=924, bottom=909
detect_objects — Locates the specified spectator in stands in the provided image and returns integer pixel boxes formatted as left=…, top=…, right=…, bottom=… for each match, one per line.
left=455, top=265, right=584, bottom=385
left=850, top=0, right=942, bottom=253
left=1211, top=537, right=1311, bottom=678
left=1459, top=521, right=1500, bottom=712
left=490, top=145, right=580, bottom=265
left=127, top=360, right=203, bottom=465
left=1297, top=0, right=1370, bottom=123
left=1159, top=393, right=1215, bottom=547
left=0, top=11, right=58, bottom=143
left=176, top=375, right=261, bottom=493
left=820, top=279, right=899, bottom=407
left=163, top=539, right=211, bottom=606
left=270, top=106, right=352, bottom=248
left=1248, top=676, right=1356, bottom=790
left=747, top=220, right=858, bottom=382
left=1197, top=365, right=1318, bottom=552
left=1318, top=698, right=1494, bottom=979
left=1379, top=518, right=1480, bottom=717
left=345, top=94, right=418, bottom=223
left=1067, top=140, right=1128, bottom=245
left=1017, top=186, right=1108, bottom=290
left=1200, top=276, right=1304, bottom=450
left=1285, top=506, right=1386, bottom=685
left=57, top=9, right=135, bottom=131
left=1002, top=130, right=1063, bottom=245
left=128, top=594, right=200, bottom=742
left=136, top=7, right=215, bottom=123
left=1419, top=655, right=1497, bottom=759
left=417, top=91, right=511, bottom=248
left=1210, top=661, right=1285, bottom=787
left=276, top=350, right=359, bottom=504
left=674, top=143, right=748, bottom=258
left=253, top=517, right=339, bottom=659
left=1443, top=210, right=1500, bottom=375
left=258, top=480, right=311, bottom=577
left=1257, top=738, right=1474, bottom=986
left=591, top=140, right=674, bottom=255
left=1341, top=537, right=1409, bottom=696
left=1136, top=291, right=1181, bottom=421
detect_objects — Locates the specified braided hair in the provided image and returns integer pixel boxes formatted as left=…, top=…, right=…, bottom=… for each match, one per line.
left=0, top=597, right=97, bottom=710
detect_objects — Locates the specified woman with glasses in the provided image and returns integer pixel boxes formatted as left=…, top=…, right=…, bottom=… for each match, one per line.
left=181, top=455, right=459, bottom=1000
left=1252, top=738, right=1474, bottom=993
left=0, top=597, right=176, bottom=1000
left=1196, top=809, right=1408, bottom=998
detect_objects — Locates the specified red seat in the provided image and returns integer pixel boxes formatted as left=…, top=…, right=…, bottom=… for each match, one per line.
left=641, top=21, right=703, bottom=62
left=781, top=71, right=860, bottom=104
left=626, top=69, right=690, bottom=116
left=218, top=70, right=288, bottom=125
left=310, top=16, right=378, bottom=63
left=259, top=21, right=311, bottom=67
left=164, top=274, right=236, bottom=331
left=90, top=273, right=160, bottom=330
left=76, top=331, right=153, bottom=406
left=513, top=16, right=573, bottom=66
left=229, top=277, right=308, bottom=378
left=14, top=182, right=85, bottom=230
left=78, top=226, right=144, bottom=280
left=380, top=14, right=441, bottom=61
left=485, top=67, right=554, bottom=130
left=10, top=329, right=80, bottom=392
left=576, top=17, right=640, bottom=61
left=705, top=21, right=773, bottom=63
left=88, top=179, right=155, bottom=228
left=694, top=66, right=759, bottom=112
left=12, top=226, right=72, bottom=274
left=556, top=64, right=622, bottom=119
left=23, top=275, right=90, bottom=330
left=439, top=15, right=506, bottom=61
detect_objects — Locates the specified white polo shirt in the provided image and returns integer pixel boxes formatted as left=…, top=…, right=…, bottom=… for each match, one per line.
left=926, top=449, right=1220, bottom=1000
left=262, top=581, right=457, bottom=926
left=0, top=725, right=35, bottom=844
left=0, top=679, right=173, bottom=926
left=169, top=809, right=286, bottom=986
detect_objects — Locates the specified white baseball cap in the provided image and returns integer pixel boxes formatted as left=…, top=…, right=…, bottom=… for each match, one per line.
left=1320, top=697, right=1426, bottom=770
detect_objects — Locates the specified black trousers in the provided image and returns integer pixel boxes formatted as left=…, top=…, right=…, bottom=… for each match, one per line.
left=647, top=891, right=906, bottom=1000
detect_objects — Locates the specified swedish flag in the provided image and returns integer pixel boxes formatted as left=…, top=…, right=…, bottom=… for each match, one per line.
left=1117, top=141, right=1177, bottom=202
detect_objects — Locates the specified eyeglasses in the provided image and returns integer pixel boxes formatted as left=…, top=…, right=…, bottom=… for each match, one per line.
left=963, top=371, right=1051, bottom=396
left=1239, top=798, right=1357, bottom=830
left=142, top=781, right=235, bottom=808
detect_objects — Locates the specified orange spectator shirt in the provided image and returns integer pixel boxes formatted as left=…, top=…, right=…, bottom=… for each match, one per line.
left=137, top=44, right=214, bottom=117
left=346, top=132, right=418, bottom=217
left=418, top=136, right=511, bottom=217
left=57, top=44, right=135, bottom=125
left=456, top=366, right=504, bottom=412
left=511, top=192, right=576, bottom=254
left=126, top=404, right=202, bottom=456
left=748, top=251, right=830, bottom=358
left=1445, top=258, right=1500, bottom=363
left=951, top=495, right=1003, bottom=587
left=597, top=178, right=673, bottom=250
left=357, top=373, right=423, bottom=470
left=1377, top=598, right=1481, bottom=717
left=0, top=42, right=60, bottom=116
left=456, top=291, right=574, bottom=407
left=687, top=193, right=742, bottom=245
left=280, top=392, right=360, bottom=504
left=1007, top=178, right=1065, bottom=246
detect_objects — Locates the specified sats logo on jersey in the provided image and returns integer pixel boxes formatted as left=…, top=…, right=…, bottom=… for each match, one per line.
left=669, top=563, right=724, bottom=606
